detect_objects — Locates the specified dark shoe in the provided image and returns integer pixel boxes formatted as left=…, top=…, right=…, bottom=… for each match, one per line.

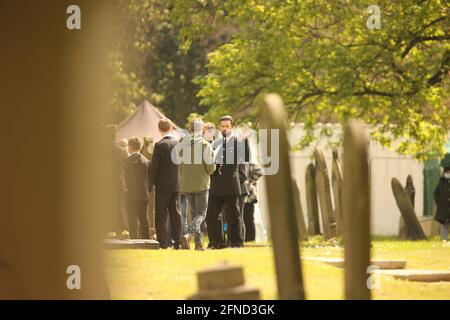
left=173, top=242, right=180, bottom=250
left=195, top=243, right=205, bottom=251
left=215, top=242, right=228, bottom=249
left=181, top=234, right=191, bottom=250
left=207, top=242, right=216, bottom=249
left=230, top=242, right=244, bottom=248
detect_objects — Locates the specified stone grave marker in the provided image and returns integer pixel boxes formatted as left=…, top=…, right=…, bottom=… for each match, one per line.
left=292, top=176, right=308, bottom=241
left=391, top=177, right=426, bottom=240
left=331, top=149, right=344, bottom=237
left=314, top=147, right=335, bottom=240
left=188, top=262, right=260, bottom=300
left=343, top=120, right=371, bottom=300
left=303, top=257, right=406, bottom=270
left=104, top=238, right=159, bottom=250
left=305, top=163, right=321, bottom=235
left=260, top=94, right=306, bottom=299
left=399, top=175, right=416, bottom=239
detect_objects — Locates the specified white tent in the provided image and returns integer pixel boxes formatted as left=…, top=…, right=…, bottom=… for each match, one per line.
left=116, top=100, right=184, bottom=142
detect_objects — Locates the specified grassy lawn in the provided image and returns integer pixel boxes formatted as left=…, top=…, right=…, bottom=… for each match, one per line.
left=105, top=237, right=450, bottom=300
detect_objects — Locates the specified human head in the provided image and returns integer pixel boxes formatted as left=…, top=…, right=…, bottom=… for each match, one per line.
left=444, top=167, right=450, bottom=174
left=118, top=138, right=128, bottom=149
left=127, top=136, right=142, bottom=154
left=105, top=124, right=117, bottom=142
left=189, top=118, right=204, bottom=134
left=158, top=118, right=172, bottom=134
left=219, top=115, right=234, bottom=137
left=202, top=122, right=216, bottom=142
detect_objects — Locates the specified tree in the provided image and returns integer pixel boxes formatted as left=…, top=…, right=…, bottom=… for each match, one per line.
left=172, top=0, right=450, bottom=159
left=109, top=0, right=232, bottom=125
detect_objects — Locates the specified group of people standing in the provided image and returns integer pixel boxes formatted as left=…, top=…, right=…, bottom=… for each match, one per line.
left=107, top=115, right=263, bottom=250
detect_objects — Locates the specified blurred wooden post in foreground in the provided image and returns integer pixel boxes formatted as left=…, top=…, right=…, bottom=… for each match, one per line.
left=0, top=1, right=112, bottom=298
left=305, top=163, right=321, bottom=235
left=343, top=121, right=371, bottom=300
left=314, top=148, right=335, bottom=240
left=260, top=94, right=305, bottom=300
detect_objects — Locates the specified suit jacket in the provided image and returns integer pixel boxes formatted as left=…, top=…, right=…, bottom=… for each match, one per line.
left=123, top=152, right=151, bottom=202
left=210, top=135, right=249, bottom=196
left=107, top=142, right=128, bottom=193
left=149, top=135, right=180, bottom=193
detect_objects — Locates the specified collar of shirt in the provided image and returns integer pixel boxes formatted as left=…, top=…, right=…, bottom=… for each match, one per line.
left=163, top=133, right=176, bottom=140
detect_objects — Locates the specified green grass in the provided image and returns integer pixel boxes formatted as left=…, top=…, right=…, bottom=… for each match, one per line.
left=105, top=238, right=450, bottom=300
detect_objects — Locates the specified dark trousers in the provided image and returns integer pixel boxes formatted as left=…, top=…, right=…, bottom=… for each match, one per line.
left=239, top=195, right=247, bottom=241
left=243, top=203, right=255, bottom=242
left=206, top=194, right=243, bottom=247
left=155, top=191, right=181, bottom=248
left=126, top=201, right=150, bottom=239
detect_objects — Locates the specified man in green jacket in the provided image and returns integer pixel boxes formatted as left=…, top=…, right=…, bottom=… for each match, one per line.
left=176, top=119, right=216, bottom=250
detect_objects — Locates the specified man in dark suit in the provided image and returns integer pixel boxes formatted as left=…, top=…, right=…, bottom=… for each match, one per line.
left=149, top=119, right=182, bottom=249
left=206, top=116, right=249, bottom=248
left=123, top=136, right=151, bottom=239
left=106, top=124, right=128, bottom=235
left=434, top=161, right=450, bottom=241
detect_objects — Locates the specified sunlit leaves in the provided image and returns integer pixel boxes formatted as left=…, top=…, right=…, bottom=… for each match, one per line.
left=172, top=0, right=450, bottom=159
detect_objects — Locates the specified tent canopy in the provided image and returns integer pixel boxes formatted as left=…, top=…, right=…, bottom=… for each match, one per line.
left=116, top=101, right=184, bottom=143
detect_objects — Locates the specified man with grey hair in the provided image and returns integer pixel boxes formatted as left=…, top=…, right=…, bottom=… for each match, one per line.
left=178, top=119, right=216, bottom=250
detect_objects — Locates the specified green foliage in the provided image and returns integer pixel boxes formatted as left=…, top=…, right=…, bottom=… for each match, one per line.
left=110, top=0, right=231, bottom=126
left=185, top=112, right=204, bottom=129
left=172, top=0, right=450, bottom=159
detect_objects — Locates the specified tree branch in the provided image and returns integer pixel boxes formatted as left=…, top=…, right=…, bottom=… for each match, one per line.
left=401, top=35, right=450, bottom=58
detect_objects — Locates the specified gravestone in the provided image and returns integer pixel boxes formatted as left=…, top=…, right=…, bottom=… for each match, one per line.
left=188, top=262, right=260, bottom=300
left=391, top=177, right=426, bottom=240
left=372, top=269, right=450, bottom=282
left=331, top=149, right=344, bottom=237
left=343, top=120, right=371, bottom=300
left=260, top=94, right=306, bottom=299
left=399, top=175, right=416, bottom=239
left=104, top=239, right=159, bottom=250
left=304, top=257, right=406, bottom=270
left=314, top=147, right=335, bottom=240
left=305, top=163, right=321, bottom=235
left=292, top=177, right=308, bottom=241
